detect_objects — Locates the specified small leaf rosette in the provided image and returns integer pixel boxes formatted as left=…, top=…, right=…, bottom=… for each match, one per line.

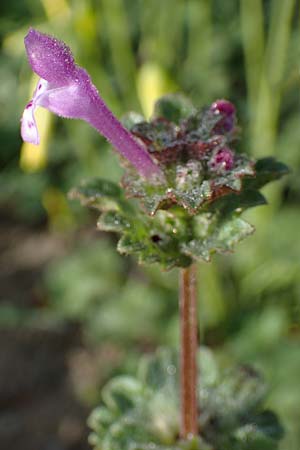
left=88, top=347, right=284, bottom=450
left=71, top=95, right=288, bottom=269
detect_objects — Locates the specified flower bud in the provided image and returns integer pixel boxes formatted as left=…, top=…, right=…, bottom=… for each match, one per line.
left=210, top=99, right=236, bottom=133
left=209, top=147, right=234, bottom=171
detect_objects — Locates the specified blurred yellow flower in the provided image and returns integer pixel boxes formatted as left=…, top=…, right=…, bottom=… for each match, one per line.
left=20, top=97, right=52, bottom=172
left=137, top=62, right=176, bottom=118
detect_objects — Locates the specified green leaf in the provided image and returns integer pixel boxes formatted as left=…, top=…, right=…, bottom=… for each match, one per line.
left=117, top=233, right=147, bottom=255
left=251, top=411, right=284, bottom=441
left=210, top=190, right=267, bottom=216
left=88, top=347, right=283, bottom=450
left=184, top=108, right=222, bottom=141
left=97, top=211, right=131, bottom=233
left=138, top=348, right=179, bottom=391
left=71, top=173, right=259, bottom=268
left=122, top=153, right=257, bottom=216
left=116, top=210, right=192, bottom=269
left=233, top=422, right=280, bottom=450
left=101, top=376, right=145, bottom=414
left=103, top=416, right=157, bottom=450
left=122, top=111, right=145, bottom=129
left=213, top=217, right=254, bottom=251
left=88, top=406, right=117, bottom=434
left=131, top=119, right=179, bottom=152
left=197, top=347, right=220, bottom=387
left=69, top=178, right=131, bottom=212
left=245, top=157, right=289, bottom=190
left=153, top=94, right=196, bottom=124
left=121, top=171, right=168, bottom=215
left=182, top=217, right=254, bottom=262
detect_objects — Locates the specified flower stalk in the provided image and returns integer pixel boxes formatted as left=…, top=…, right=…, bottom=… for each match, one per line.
left=179, top=264, right=198, bottom=438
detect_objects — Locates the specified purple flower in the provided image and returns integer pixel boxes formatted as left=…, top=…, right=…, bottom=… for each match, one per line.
left=21, top=28, right=162, bottom=179
left=209, top=147, right=234, bottom=172
left=210, top=99, right=236, bottom=133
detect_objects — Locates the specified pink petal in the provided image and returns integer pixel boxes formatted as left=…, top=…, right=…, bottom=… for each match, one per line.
left=25, top=28, right=76, bottom=85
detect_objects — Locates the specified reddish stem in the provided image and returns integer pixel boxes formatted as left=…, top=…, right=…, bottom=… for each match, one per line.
left=179, top=264, right=198, bottom=438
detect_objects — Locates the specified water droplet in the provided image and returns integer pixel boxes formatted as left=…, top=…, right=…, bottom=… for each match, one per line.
left=186, top=432, right=196, bottom=441
left=167, top=364, right=176, bottom=375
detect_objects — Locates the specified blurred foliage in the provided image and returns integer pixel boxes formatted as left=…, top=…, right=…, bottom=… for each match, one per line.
left=88, top=347, right=284, bottom=450
left=0, top=1, right=300, bottom=449
left=45, top=239, right=177, bottom=346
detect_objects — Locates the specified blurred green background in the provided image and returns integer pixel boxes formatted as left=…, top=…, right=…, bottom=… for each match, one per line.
left=0, top=1, right=299, bottom=449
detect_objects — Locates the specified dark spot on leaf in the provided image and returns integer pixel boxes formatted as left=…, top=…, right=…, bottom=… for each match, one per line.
left=151, top=234, right=162, bottom=243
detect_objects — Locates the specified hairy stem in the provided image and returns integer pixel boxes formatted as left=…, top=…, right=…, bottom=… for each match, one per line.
left=179, top=264, right=198, bottom=438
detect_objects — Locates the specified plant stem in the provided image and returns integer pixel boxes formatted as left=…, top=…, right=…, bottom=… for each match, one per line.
left=179, top=263, right=198, bottom=438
